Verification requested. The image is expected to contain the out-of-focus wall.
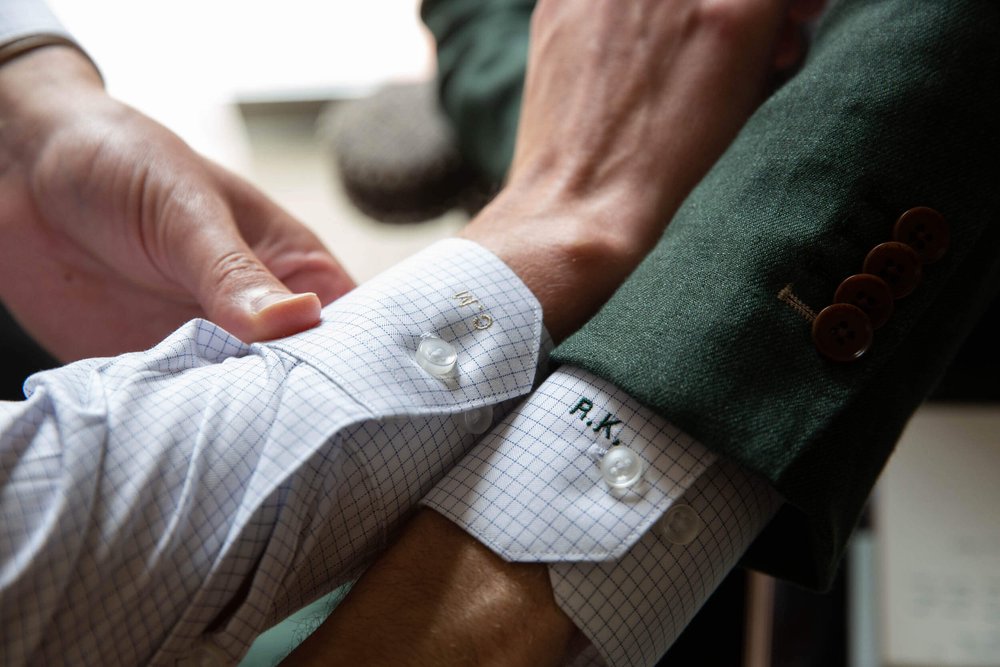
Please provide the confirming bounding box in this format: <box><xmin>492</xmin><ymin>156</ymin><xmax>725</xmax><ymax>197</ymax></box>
<box><xmin>46</xmin><ymin>0</ymin><xmax>464</xmax><ymax>283</ymax></box>
<box><xmin>48</xmin><ymin>1</ymin><xmax>434</xmax><ymax>170</ymax></box>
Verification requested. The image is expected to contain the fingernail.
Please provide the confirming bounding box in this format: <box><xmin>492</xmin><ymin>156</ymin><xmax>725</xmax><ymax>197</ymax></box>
<box><xmin>251</xmin><ymin>291</ymin><xmax>318</xmax><ymax>314</ymax></box>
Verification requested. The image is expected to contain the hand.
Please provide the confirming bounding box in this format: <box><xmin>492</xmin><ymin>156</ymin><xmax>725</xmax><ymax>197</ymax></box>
<box><xmin>462</xmin><ymin>0</ymin><xmax>799</xmax><ymax>340</ymax></box>
<box><xmin>0</xmin><ymin>47</ymin><xmax>354</xmax><ymax>361</ymax></box>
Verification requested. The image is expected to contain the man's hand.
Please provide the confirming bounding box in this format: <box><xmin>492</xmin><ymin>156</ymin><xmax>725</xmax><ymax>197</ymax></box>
<box><xmin>463</xmin><ymin>0</ymin><xmax>804</xmax><ymax>341</ymax></box>
<box><xmin>0</xmin><ymin>46</ymin><xmax>354</xmax><ymax>360</ymax></box>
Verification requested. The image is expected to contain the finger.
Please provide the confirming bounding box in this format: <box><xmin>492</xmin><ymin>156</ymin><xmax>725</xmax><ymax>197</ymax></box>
<box><xmin>160</xmin><ymin>187</ymin><xmax>324</xmax><ymax>343</ymax></box>
<box><xmin>218</xmin><ymin>168</ymin><xmax>356</xmax><ymax>305</ymax></box>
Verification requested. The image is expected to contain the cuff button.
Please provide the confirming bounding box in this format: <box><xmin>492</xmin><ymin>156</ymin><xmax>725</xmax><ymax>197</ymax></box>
<box><xmin>893</xmin><ymin>207</ymin><xmax>949</xmax><ymax>264</ymax></box>
<box><xmin>812</xmin><ymin>303</ymin><xmax>874</xmax><ymax>362</ymax></box>
<box><xmin>461</xmin><ymin>405</ymin><xmax>494</xmax><ymax>434</ymax></box>
<box><xmin>600</xmin><ymin>446</ymin><xmax>644</xmax><ymax>490</ymax></box>
<box><xmin>659</xmin><ymin>504</ymin><xmax>703</xmax><ymax>545</ymax></box>
<box><xmin>833</xmin><ymin>273</ymin><xmax>894</xmax><ymax>329</ymax></box>
<box><xmin>416</xmin><ymin>334</ymin><xmax>457</xmax><ymax>378</ymax></box>
<box><xmin>863</xmin><ymin>241</ymin><xmax>922</xmax><ymax>299</ymax></box>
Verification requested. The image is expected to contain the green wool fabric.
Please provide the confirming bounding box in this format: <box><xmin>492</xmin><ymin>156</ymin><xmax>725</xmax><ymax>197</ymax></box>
<box><xmin>426</xmin><ymin>0</ymin><xmax>1000</xmax><ymax>589</ymax></box>
<box><xmin>421</xmin><ymin>0</ymin><xmax>532</xmax><ymax>185</ymax></box>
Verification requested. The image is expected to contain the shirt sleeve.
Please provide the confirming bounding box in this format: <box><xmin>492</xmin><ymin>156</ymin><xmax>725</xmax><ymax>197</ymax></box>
<box><xmin>421</xmin><ymin>366</ymin><xmax>781</xmax><ymax>667</ymax></box>
<box><xmin>0</xmin><ymin>239</ymin><xmax>547</xmax><ymax>667</ymax></box>
<box><xmin>0</xmin><ymin>0</ymin><xmax>71</xmax><ymax>45</ymax></box>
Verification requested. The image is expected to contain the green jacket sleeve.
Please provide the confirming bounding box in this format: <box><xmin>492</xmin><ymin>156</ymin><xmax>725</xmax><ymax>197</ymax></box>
<box><xmin>555</xmin><ymin>0</ymin><xmax>1000</xmax><ymax>589</ymax></box>
<box><xmin>421</xmin><ymin>0</ymin><xmax>533</xmax><ymax>185</ymax></box>
<box><xmin>423</xmin><ymin>0</ymin><xmax>1000</xmax><ymax>589</ymax></box>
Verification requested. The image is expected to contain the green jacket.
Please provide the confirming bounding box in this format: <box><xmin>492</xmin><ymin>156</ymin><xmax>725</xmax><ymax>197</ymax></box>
<box><xmin>423</xmin><ymin>0</ymin><xmax>1000</xmax><ymax>590</ymax></box>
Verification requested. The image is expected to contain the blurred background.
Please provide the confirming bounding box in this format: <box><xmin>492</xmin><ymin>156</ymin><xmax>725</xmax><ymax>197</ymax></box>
<box><xmin>48</xmin><ymin>0</ymin><xmax>466</xmax><ymax>283</ymax></box>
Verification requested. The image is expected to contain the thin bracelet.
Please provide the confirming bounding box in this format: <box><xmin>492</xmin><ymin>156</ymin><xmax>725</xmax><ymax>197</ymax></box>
<box><xmin>0</xmin><ymin>33</ymin><xmax>102</xmax><ymax>82</ymax></box>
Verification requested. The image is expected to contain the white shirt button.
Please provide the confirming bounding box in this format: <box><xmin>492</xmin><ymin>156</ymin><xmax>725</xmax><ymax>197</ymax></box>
<box><xmin>599</xmin><ymin>446</ymin><xmax>644</xmax><ymax>490</ymax></box>
<box><xmin>461</xmin><ymin>405</ymin><xmax>493</xmax><ymax>434</ymax></box>
<box><xmin>659</xmin><ymin>504</ymin><xmax>703</xmax><ymax>545</ymax></box>
<box><xmin>415</xmin><ymin>334</ymin><xmax>457</xmax><ymax>377</ymax></box>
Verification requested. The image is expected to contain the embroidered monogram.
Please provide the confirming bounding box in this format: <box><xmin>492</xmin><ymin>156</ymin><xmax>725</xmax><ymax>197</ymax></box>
<box><xmin>569</xmin><ymin>397</ymin><xmax>623</xmax><ymax>445</ymax></box>
<box><xmin>454</xmin><ymin>290</ymin><xmax>495</xmax><ymax>331</ymax></box>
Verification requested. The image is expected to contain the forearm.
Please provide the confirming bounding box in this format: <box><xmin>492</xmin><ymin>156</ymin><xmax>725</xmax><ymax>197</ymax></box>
<box><xmin>0</xmin><ymin>0</ymin><xmax>102</xmax><ymax>138</ymax></box>
<box><xmin>457</xmin><ymin>175</ymin><xmax>661</xmax><ymax>343</ymax></box>
<box><xmin>0</xmin><ymin>45</ymin><xmax>103</xmax><ymax>164</ymax></box>
<box><xmin>286</xmin><ymin>510</ymin><xmax>577</xmax><ymax>667</ymax></box>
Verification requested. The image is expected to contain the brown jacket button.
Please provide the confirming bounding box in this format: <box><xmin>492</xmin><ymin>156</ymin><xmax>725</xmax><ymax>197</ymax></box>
<box><xmin>863</xmin><ymin>242</ymin><xmax>922</xmax><ymax>298</ymax></box>
<box><xmin>834</xmin><ymin>273</ymin><xmax>894</xmax><ymax>329</ymax></box>
<box><xmin>893</xmin><ymin>207</ymin><xmax>949</xmax><ymax>264</ymax></box>
<box><xmin>813</xmin><ymin>303</ymin><xmax>874</xmax><ymax>362</ymax></box>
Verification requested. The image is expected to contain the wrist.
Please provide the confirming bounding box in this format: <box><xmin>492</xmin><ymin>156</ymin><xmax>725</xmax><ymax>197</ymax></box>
<box><xmin>0</xmin><ymin>35</ymin><xmax>100</xmax><ymax>79</ymax></box>
<box><xmin>287</xmin><ymin>510</ymin><xmax>577</xmax><ymax>667</ymax></box>
<box><xmin>0</xmin><ymin>45</ymin><xmax>105</xmax><ymax>159</ymax></box>
<box><xmin>462</xmin><ymin>176</ymin><xmax>659</xmax><ymax>341</ymax></box>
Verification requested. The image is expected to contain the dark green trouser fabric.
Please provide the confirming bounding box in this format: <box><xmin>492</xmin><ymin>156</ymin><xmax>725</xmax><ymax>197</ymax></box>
<box><xmin>422</xmin><ymin>0</ymin><xmax>531</xmax><ymax>185</ymax></box>
<box><xmin>425</xmin><ymin>0</ymin><xmax>1000</xmax><ymax>589</ymax></box>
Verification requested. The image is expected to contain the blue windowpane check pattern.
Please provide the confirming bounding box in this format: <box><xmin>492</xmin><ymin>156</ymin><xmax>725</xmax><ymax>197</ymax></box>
<box><xmin>0</xmin><ymin>240</ymin><xmax>544</xmax><ymax>666</ymax></box>
<box><xmin>424</xmin><ymin>367</ymin><xmax>781</xmax><ymax>667</ymax></box>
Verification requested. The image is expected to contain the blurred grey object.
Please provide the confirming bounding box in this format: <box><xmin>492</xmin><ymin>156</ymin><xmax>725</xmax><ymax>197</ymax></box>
<box><xmin>319</xmin><ymin>82</ymin><xmax>490</xmax><ymax>223</ymax></box>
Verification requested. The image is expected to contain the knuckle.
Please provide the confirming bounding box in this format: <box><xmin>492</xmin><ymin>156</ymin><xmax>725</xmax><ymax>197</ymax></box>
<box><xmin>696</xmin><ymin>0</ymin><xmax>759</xmax><ymax>39</ymax></box>
<box><xmin>209</xmin><ymin>250</ymin><xmax>268</xmax><ymax>286</ymax></box>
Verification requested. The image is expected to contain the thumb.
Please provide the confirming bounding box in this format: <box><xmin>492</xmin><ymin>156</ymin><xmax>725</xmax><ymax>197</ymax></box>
<box><xmin>165</xmin><ymin>196</ymin><xmax>323</xmax><ymax>343</ymax></box>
